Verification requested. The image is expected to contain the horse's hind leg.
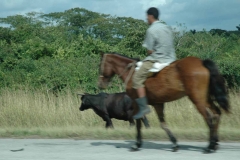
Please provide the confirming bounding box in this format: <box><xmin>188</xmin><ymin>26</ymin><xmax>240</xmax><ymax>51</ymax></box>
<box><xmin>179</xmin><ymin>64</ymin><xmax>219</xmax><ymax>153</ymax></box>
<box><xmin>188</xmin><ymin>97</ymin><xmax>219</xmax><ymax>153</ymax></box>
<box><xmin>195</xmin><ymin>103</ymin><xmax>219</xmax><ymax>153</ymax></box>
<box><xmin>153</xmin><ymin>104</ymin><xmax>179</xmax><ymax>152</ymax></box>
<box><xmin>205</xmin><ymin>102</ymin><xmax>222</xmax><ymax>153</ymax></box>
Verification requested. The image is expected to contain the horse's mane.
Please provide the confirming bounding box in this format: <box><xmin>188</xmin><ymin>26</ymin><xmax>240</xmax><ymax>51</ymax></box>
<box><xmin>111</xmin><ymin>52</ymin><xmax>140</xmax><ymax>61</ymax></box>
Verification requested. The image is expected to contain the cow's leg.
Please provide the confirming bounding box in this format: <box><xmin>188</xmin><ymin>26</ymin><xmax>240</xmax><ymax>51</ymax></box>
<box><xmin>126</xmin><ymin>109</ymin><xmax>135</xmax><ymax>127</ymax></box>
<box><xmin>153</xmin><ymin>103</ymin><xmax>178</xmax><ymax>152</ymax></box>
<box><xmin>141</xmin><ymin>116</ymin><xmax>150</xmax><ymax>128</ymax></box>
<box><xmin>129</xmin><ymin>119</ymin><xmax>135</xmax><ymax>127</ymax></box>
<box><xmin>103</xmin><ymin>115</ymin><xmax>114</xmax><ymax>128</ymax></box>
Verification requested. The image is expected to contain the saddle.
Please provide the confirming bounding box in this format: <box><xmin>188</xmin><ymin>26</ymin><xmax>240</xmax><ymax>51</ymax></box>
<box><xmin>135</xmin><ymin>61</ymin><xmax>171</xmax><ymax>77</ymax></box>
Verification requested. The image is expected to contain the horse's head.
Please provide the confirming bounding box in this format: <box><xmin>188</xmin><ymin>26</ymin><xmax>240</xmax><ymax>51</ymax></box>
<box><xmin>98</xmin><ymin>53</ymin><xmax>115</xmax><ymax>89</ymax></box>
<box><xmin>98</xmin><ymin>52</ymin><xmax>139</xmax><ymax>89</ymax></box>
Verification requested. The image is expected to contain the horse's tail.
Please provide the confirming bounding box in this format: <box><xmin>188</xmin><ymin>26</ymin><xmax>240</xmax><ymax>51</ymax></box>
<box><xmin>202</xmin><ymin>59</ymin><xmax>230</xmax><ymax>113</ymax></box>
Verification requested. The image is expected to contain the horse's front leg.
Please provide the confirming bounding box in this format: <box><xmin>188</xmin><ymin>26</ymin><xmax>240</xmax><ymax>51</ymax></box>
<box><xmin>131</xmin><ymin>119</ymin><xmax>142</xmax><ymax>151</ymax></box>
<box><xmin>141</xmin><ymin>116</ymin><xmax>150</xmax><ymax>128</ymax></box>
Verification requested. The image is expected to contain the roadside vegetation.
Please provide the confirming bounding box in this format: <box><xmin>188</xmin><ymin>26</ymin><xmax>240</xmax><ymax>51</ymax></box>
<box><xmin>0</xmin><ymin>89</ymin><xmax>239</xmax><ymax>140</ymax></box>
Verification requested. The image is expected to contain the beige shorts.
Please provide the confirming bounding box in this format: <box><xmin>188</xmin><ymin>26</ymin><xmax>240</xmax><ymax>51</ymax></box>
<box><xmin>132</xmin><ymin>61</ymin><xmax>154</xmax><ymax>89</ymax></box>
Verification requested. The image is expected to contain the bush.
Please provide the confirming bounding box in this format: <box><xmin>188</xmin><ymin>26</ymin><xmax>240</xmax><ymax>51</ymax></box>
<box><xmin>0</xmin><ymin>8</ymin><xmax>239</xmax><ymax>91</ymax></box>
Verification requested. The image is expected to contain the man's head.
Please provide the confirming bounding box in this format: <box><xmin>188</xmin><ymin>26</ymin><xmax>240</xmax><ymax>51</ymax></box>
<box><xmin>147</xmin><ymin>7</ymin><xmax>160</xmax><ymax>25</ymax></box>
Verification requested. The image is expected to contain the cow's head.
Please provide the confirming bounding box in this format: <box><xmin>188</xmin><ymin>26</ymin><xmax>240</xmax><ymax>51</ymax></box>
<box><xmin>78</xmin><ymin>93</ymin><xmax>107</xmax><ymax>112</ymax></box>
<box><xmin>79</xmin><ymin>94</ymin><xmax>93</xmax><ymax>111</ymax></box>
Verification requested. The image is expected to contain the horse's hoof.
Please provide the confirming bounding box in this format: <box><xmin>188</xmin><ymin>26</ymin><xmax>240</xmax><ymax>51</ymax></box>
<box><xmin>214</xmin><ymin>143</ymin><xmax>219</xmax><ymax>151</ymax></box>
<box><xmin>204</xmin><ymin>142</ymin><xmax>219</xmax><ymax>153</ymax></box>
<box><xmin>203</xmin><ymin>148</ymin><xmax>215</xmax><ymax>154</ymax></box>
<box><xmin>172</xmin><ymin>145</ymin><xmax>179</xmax><ymax>152</ymax></box>
<box><xmin>130</xmin><ymin>144</ymin><xmax>139</xmax><ymax>151</ymax></box>
<box><xmin>203</xmin><ymin>148</ymin><xmax>211</xmax><ymax>154</ymax></box>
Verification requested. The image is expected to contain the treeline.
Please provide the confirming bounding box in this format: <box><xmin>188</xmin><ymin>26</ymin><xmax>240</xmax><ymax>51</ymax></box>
<box><xmin>0</xmin><ymin>8</ymin><xmax>239</xmax><ymax>93</ymax></box>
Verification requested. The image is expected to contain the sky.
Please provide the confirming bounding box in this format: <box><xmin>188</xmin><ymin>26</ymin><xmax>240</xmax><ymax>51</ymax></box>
<box><xmin>0</xmin><ymin>0</ymin><xmax>239</xmax><ymax>31</ymax></box>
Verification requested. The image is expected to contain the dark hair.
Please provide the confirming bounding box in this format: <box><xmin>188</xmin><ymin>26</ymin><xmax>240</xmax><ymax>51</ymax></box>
<box><xmin>147</xmin><ymin>7</ymin><xmax>159</xmax><ymax>19</ymax></box>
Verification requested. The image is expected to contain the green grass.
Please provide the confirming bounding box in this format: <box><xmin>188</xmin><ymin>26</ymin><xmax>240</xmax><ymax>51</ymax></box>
<box><xmin>0</xmin><ymin>88</ymin><xmax>239</xmax><ymax>141</ymax></box>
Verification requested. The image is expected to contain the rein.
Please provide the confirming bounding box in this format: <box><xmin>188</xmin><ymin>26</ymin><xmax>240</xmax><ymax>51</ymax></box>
<box><xmin>121</xmin><ymin>62</ymin><xmax>136</xmax><ymax>89</ymax></box>
<box><xmin>118</xmin><ymin>62</ymin><xmax>135</xmax><ymax>77</ymax></box>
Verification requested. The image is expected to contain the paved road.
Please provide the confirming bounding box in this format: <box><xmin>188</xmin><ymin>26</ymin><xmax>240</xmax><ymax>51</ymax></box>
<box><xmin>0</xmin><ymin>139</ymin><xmax>240</xmax><ymax>160</ymax></box>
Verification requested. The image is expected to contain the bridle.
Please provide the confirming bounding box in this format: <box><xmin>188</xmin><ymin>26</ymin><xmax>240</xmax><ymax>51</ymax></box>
<box><xmin>99</xmin><ymin>54</ymin><xmax>136</xmax><ymax>89</ymax></box>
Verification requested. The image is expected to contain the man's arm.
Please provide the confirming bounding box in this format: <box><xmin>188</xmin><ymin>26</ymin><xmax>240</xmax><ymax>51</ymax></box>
<box><xmin>142</xmin><ymin>29</ymin><xmax>155</xmax><ymax>55</ymax></box>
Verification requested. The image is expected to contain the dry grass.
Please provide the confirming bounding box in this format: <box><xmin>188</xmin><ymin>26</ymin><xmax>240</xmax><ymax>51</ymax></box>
<box><xmin>0</xmin><ymin>88</ymin><xmax>239</xmax><ymax>141</ymax></box>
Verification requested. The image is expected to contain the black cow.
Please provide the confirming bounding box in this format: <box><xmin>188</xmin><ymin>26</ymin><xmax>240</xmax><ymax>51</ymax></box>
<box><xmin>79</xmin><ymin>92</ymin><xmax>150</xmax><ymax>128</ymax></box>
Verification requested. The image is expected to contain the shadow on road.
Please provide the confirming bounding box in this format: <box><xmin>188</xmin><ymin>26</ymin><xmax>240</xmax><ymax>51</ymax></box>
<box><xmin>91</xmin><ymin>141</ymin><xmax>204</xmax><ymax>152</ymax></box>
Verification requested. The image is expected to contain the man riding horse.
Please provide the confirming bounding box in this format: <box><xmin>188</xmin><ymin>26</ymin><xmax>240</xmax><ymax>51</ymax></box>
<box><xmin>133</xmin><ymin>7</ymin><xmax>176</xmax><ymax>119</ymax></box>
<box><xmin>98</xmin><ymin>7</ymin><xmax>229</xmax><ymax>153</ymax></box>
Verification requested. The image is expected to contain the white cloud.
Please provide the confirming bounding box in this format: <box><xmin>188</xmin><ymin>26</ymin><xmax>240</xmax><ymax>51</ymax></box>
<box><xmin>140</xmin><ymin>0</ymin><xmax>168</xmax><ymax>10</ymax></box>
<box><xmin>1</xmin><ymin>0</ymin><xmax>26</xmax><ymax>9</ymax></box>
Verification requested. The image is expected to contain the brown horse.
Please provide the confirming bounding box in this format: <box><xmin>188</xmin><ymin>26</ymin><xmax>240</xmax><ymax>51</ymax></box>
<box><xmin>98</xmin><ymin>53</ymin><xmax>229</xmax><ymax>153</ymax></box>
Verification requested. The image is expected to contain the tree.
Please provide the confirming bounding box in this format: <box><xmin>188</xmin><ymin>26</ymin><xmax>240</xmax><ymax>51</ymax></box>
<box><xmin>190</xmin><ymin>29</ymin><xmax>196</xmax><ymax>34</ymax></box>
<box><xmin>236</xmin><ymin>24</ymin><xmax>240</xmax><ymax>31</ymax></box>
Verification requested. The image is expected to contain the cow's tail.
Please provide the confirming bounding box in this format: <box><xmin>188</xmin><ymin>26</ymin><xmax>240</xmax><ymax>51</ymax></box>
<box><xmin>202</xmin><ymin>59</ymin><xmax>230</xmax><ymax>113</ymax></box>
